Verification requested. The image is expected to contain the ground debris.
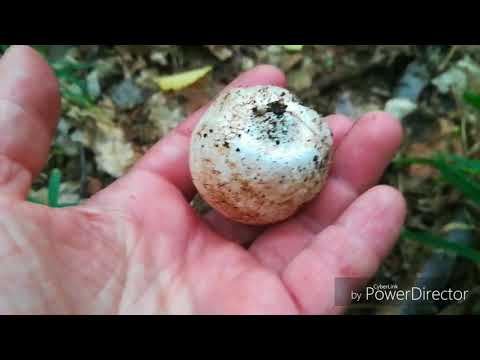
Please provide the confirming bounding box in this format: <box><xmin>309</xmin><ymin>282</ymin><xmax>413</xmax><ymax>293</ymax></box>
<box><xmin>67</xmin><ymin>103</ymin><xmax>139</xmax><ymax>178</ymax></box>
<box><xmin>146</xmin><ymin>93</ymin><xmax>185</xmax><ymax>140</ymax></box>
<box><xmin>110</xmin><ymin>78</ymin><xmax>146</xmax><ymax>110</ymax></box>
<box><xmin>432</xmin><ymin>55</ymin><xmax>480</xmax><ymax>96</ymax></box>
<box><xmin>205</xmin><ymin>45</ymin><xmax>233</xmax><ymax>61</ymax></box>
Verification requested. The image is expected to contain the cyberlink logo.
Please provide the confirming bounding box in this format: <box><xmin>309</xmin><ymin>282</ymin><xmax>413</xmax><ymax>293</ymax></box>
<box><xmin>351</xmin><ymin>284</ymin><xmax>469</xmax><ymax>303</ymax></box>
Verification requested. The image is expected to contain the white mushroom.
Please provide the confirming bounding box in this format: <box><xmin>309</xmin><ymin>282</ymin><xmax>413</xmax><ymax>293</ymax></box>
<box><xmin>189</xmin><ymin>85</ymin><xmax>333</xmax><ymax>225</ymax></box>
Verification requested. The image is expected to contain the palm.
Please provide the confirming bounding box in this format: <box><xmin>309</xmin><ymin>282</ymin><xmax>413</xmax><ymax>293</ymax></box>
<box><xmin>8</xmin><ymin>200</ymin><xmax>298</xmax><ymax>314</ymax></box>
<box><xmin>0</xmin><ymin>46</ymin><xmax>406</xmax><ymax>315</ymax></box>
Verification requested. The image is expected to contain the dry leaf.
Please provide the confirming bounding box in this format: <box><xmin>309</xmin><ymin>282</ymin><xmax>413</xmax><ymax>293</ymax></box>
<box><xmin>155</xmin><ymin>66</ymin><xmax>213</xmax><ymax>92</ymax></box>
<box><xmin>282</xmin><ymin>45</ymin><xmax>304</xmax><ymax>52</ymax></box>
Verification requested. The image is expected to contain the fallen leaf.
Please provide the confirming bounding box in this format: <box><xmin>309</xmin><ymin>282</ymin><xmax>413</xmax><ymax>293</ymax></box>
<box><xmin>385</xmin><ymin>98</ymin><xmax>418</xmax><ymax>121</ymax></box>
<box><xmin>146</xmin><ymin>93</ymin><xmax>185</xmax><ymax>139</ymax></box>
<box><xmin>205</xmin><ymin>45</ymin><xmax>233</xmax><ymax>61</ymax></box>
<box><xmin>69</xmin><ymin>105</ymin><xmax>139</xmax><ymax>178</ymax></box>
<box><xmin>283</xmin><ymin>45</ymin><xmax>304</xmax><ymax>52</ymax></box>
<box><xmin>155</xmin><ymin>66</ymin><xmax>213</xmax><ymax>92</ymax></box>
<box><xmin>441</xmin><ymin>222</ymin><xmax>475</xmax><ymax>233</ymax></box>
<box><xmin>432</xmin><ymin>55</ymin><xmax>480</xmax><ymax>96</ymax></box>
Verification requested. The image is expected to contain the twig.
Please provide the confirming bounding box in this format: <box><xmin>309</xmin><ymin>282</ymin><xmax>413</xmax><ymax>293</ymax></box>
<box><xmin>438</xmin><ymin>45</ymin><xmax>459</xmax><ymax>72</ymax></box>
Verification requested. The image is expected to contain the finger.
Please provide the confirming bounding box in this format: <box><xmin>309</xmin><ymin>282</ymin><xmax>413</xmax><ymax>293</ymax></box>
<box><xmin>132</xmin><ymin>65</ymin><xmax>287</xmax><ymax>200</ymax></box>
<box><xmin>0</xmin><ymin>46</ymin><xmax>61</xmax><ymax>199</ymax></box>
<box><xmin>204</xmin><ymin>114</ymin><xmax>353</xmax><ymax>245</ymax></box>
<box><xmin>282</xmin><ymin>185</ymin><xmax>407</xmax><ymax>314</ymax></box>
<box><xmin>250</xmin><ymin>112</ymin><xmax>403</xmax><ymax>273</ymax></box>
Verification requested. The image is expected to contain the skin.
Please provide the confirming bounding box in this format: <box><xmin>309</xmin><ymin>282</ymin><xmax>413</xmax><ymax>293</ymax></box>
<box><xmin>0</xmin><ymin>46</ymin><xmax>406</xmax><ymax>315</ymax></box>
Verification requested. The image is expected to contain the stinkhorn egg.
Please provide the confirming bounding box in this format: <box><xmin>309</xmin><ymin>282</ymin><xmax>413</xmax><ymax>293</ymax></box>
<box><xmin>190</xmin><ymin>85</ymin><xmax>333</xmax><ymax>225</ymax></box>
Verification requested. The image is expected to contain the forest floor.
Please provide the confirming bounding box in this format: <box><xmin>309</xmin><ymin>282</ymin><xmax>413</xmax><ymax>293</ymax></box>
<box><xmin>3</xmin><ymin>45</ymin><xmax>480</xmax><ymax>315</ymax></box>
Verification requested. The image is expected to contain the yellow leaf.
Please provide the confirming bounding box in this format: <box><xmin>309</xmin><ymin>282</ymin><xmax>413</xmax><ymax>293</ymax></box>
<box><xmin>283</xmin><ymin>45</ymin><xmax>304</xmax><ymax>52</ymax></box>
<box><xmin>441</xmin><ymin>222</ymin><xmax>475</xmax><ymax>233</ymax></box>
<box><xmin>155</xmin><ymin>66</ymin><xmax>213</xmax><ymax>91</ymax></box>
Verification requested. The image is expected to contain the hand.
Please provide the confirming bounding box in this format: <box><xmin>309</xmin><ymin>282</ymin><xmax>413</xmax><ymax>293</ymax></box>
<box><xmin>0</xmin><ymin>46</ymin><xmax>406</xmax><ymax>315</ymax></box>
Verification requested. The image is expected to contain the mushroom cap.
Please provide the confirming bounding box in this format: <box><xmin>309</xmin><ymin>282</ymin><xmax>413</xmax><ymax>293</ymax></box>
<box><xmin>190</xmin><ymin>85</ymin><xmax>333</xmax><ymax>225</ymax></box>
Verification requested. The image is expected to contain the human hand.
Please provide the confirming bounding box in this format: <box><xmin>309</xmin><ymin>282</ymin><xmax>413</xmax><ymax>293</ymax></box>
<box><xmin>0</xmin><ymin>46</ymin><xmax>406</xmax><ymax>314</ymax></box>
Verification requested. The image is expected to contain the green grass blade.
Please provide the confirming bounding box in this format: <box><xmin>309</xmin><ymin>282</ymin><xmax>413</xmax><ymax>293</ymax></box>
<box><xmin>402</xmin><ymin>230</ymin><xmax>480</xmax><ymax>264</ymax></box>
<box><xmin>48</xmin><ymin>169</ymin><xmax>62</xmax><ymax>208</ymax></box>
<box><xmin>434</xmin><ymin>156</ymin><xmax>480</xmax><ymax>206</ymax></box>
<box><xmin>464</xmin><ymin>91</ymin><xmax>480</xmax><ymax>111</ymax></box>
<box><xmin>392</xmin><ymin>157</ymin><xmax>437</xmax><ymax>167</ymax></box>
<box><xmin>60</xmin><ymin>83</ymin><xmax>93</xmax><ymax>108</ymax></box>
<box><xmin>444</xmin><ymin>155</ymin><xmax>480</xmax><ymax>175</ymax></box>
<box><xmin>52</xmin><ymin>58</ymin><xmax>93</xmax><ymax>72</ymax></box>
<box><xmin>394</xmin><ymin>155</ymin><xmax>480</xmax><ymax>173</ymax></box>
<box><xmin>394</xmin><ymin>155</ymin><xmax>480</xmax><ymax>204</ymax></box>
<box><xmin>52</xmin><ymin>58</ymin><xmax>95</xmax><ymax>108</ymax></box>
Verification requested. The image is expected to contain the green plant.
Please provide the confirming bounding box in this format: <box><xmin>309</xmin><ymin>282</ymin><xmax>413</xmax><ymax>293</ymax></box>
<box><xmin>1</xmin><ymin>45</ymin><xmax>95</xmax><ymax>108</ymax></box>
<box><xmin>395</xmin><ymin>153</ymin><xmax>480</xmax><ymax>263</ymax></box>
<box><xmin>401</xmin><ymin>230</ymin><xmax>480</xmax><ymax>264</ymax></box>
<box><xmin>52</xmin><ymin>58</ymin><xmax>95</xmax><ymax>108</ymax></box>
<box><xmin>28</xmin><ymin>169</ymin><xmax>79</xmax><ymax>208</ymax></box>
<box><xmin>464</xmin><ymin>91</ymin><xmax>480</xmax><ymax>111</ymax></box>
